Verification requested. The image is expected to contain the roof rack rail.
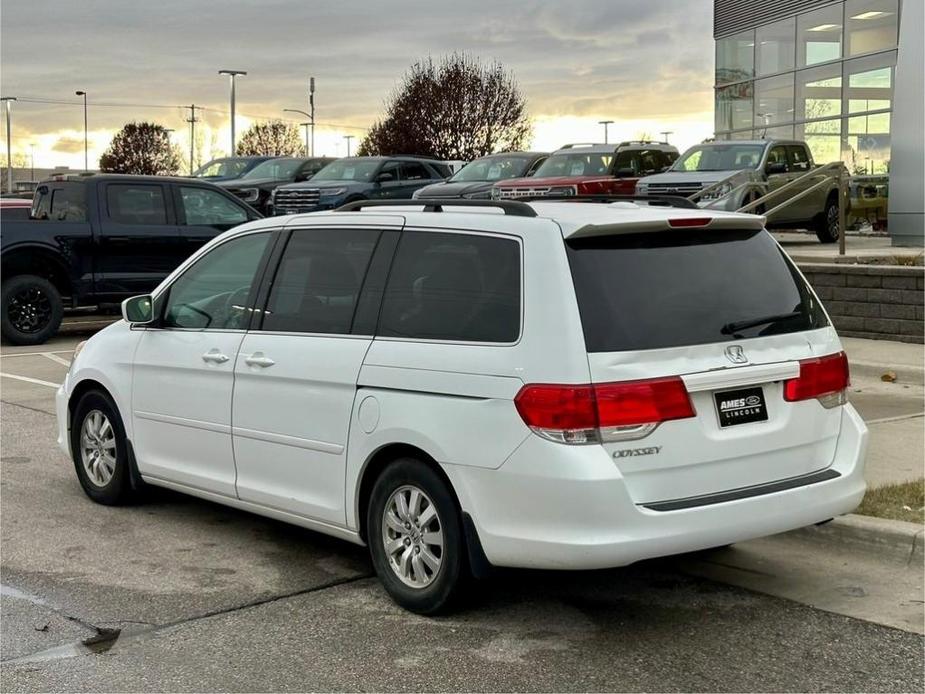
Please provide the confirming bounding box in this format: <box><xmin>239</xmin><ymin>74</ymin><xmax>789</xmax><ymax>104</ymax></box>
<box><xmin>335</xmin><ymin>199</ymin><xmax>538</xmax><ymax>217</ymax></box>
<box><xmin>511</xmin><ymin>194</ymin><xmax>699</xmax><ymax>210</ymax></box>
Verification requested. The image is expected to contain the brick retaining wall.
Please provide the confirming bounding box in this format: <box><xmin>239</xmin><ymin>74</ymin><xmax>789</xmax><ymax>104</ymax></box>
<box><xmin>798</xmin><ymin>263</ymin><xmax>924</xmax><ymax>343</ymax></box>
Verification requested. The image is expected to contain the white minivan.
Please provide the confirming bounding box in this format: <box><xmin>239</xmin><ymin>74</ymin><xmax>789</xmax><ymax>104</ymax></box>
<box><xmin>57</xmin><ymin>198</ymin><xmax>868</xmax><ymax>613</ymax></box>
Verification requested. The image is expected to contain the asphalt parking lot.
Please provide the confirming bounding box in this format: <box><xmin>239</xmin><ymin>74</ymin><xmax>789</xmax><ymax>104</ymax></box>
<box><xmin>1</xmin><ymin>327</ymin><xmax>923</xmax><ymax>691</ymax></box>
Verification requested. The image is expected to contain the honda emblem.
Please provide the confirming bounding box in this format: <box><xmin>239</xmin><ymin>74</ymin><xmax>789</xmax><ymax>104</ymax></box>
<box><xmin>725</xmin><ymin>345</ymin><xmax>748</xmax><ymax>364</ymax></box>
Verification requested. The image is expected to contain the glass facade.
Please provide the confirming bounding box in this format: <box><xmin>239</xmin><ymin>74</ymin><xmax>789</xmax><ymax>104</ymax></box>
<box><xmin>714</xmin><ymin>0</ymin><xmax>899</xmax><ymax>174</ymax></box>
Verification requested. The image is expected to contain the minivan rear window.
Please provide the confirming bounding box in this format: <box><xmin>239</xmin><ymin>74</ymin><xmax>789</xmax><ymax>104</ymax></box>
<box><xmin>565</xmin><ymin>229</ymin><xmax>828</xmax><ymax>352</ymax></box>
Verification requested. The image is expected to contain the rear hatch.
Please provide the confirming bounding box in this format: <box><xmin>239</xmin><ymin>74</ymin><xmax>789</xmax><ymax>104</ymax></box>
<box><xmin>565</xmin><ymin>227</ymin><xmax>846</xmax><ymax>506</ymax></box>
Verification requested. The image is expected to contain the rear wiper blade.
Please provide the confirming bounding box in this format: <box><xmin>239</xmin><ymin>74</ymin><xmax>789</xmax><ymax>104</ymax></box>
<box><xmin>721</xmin><ymin>311</ymin><xmax>801</xmax><ymax>335</ymax></box>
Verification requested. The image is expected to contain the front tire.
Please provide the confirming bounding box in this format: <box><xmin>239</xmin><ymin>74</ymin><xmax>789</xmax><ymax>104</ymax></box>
<box><xmin>70</xmin><ymin>390</ymin><xmax>141</xmax><ymax>505</ymax></box>
<box><xmin>815</xmin><ymin>194</ymin><xmax>840</xmax><ymax>243</ymax></box>
<box><xmin>367</xmin><ymin>458</ymin><xmax>467</xmax><ymax>614</ymax></box>
<box><xmin>1</xmin><ymin>274</ymin><xmax>64</xmax><ymax>345</ymax></box>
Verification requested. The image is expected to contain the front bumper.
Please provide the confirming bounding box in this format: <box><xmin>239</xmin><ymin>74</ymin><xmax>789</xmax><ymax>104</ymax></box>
<box><xmin>55</xmin><ymin>374</ymin><xmax>70</xmax><ymax>458</ymax></box>
<box><xmin>444</xmin><ymin>404</ymin><xmax>868</xmax><ymax>570</ymax></box>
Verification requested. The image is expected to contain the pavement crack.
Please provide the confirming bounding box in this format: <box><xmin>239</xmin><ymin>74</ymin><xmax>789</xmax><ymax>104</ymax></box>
<box><xmin>0</xmin><ymin>400</ymin><xmax>56</xmax><ymax>417</ymax></box>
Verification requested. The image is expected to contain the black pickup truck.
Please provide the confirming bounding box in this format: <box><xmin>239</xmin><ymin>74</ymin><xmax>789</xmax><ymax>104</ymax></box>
<box><xmin>0</xmin><ymin>174</ymin><xmax>261</xmax><ymax>345</ymax></box>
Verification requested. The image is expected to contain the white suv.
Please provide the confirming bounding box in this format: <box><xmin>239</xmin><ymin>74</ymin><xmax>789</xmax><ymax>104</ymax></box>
<box><xmin>56</xmin><ymin>198</ymin><xmax>868</xmax><ymax>613</ymax></box>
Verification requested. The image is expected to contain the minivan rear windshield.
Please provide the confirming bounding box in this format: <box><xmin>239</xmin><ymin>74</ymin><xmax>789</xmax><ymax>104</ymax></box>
<box><xmin>565</xmin><ymin>229</ymin><xmax>827</xmax><ymax>352</ymax></box>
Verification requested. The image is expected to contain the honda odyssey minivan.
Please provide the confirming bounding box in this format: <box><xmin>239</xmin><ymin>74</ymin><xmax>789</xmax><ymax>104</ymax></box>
<box><xmin>57</xmin><ymin>198</ymin><xmax>867</xmax><ymax>613</ymax></box>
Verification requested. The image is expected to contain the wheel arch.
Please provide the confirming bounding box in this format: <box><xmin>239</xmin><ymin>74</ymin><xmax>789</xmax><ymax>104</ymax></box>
<box><xmin>1</xmin><ymin>245</ymin><xmax>73</xmax><ymax>300</ymax></box>
<box><xmin>68</xmin><ymin>378</ymin><xmax>117</xmax><ymax>429</ymax></box>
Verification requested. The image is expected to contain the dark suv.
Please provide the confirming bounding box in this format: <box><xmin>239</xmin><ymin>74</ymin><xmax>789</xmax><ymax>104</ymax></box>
<box><xmin>271</xmin><ymin>156</ymin><xmax>450</xmax><ymax>215</ymax></box>
<box><xmin>217</xmin><ymin>157</ymin><xmax>335</xmax><ymax>214</ymax></box>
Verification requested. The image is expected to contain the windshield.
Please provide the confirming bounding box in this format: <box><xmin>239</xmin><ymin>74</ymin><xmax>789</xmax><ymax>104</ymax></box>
<box><xmin>241</xmin><ymin>159</ymin><xmax>302</xmax><ymax>180</ymax></box>
<box><xmin>672</xmin><ymin>144</ymin><xmax>766</xmax><ymax>172</ymax></box>
<box><xmin>194</xmin><ymin>158</ymin><xmax>254</xmax><ymax>178</ymax></box>
<box><xmin>533</xmin><ymin>152</ymin><xmax>612</xmax><ymax>178</ymax></box>
<box><xmin>311</xmin><ymin>158</ymin><xmax>382</xmax><ymax>182</ymax></box>
<box><xmin>566</xmin><ymin>228</ymin><xmax>827</xmax><ymax>352</ymax></box>
<box><xmin>450</xmin><ymin>156</ymin><xmax>533</xmax><ymax>182</ymax></box>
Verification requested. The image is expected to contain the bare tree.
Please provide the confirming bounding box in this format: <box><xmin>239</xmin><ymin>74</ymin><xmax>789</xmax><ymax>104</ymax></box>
<box><xmin>358</xmin><ymin>54</ymin><xmax>532</xmax><ymax>159</ymax></box>
<box><xmin>99</xmin><ymin>122</ymin><xmax>182</xmax><ymax>175</ymax></box>
<box><xmin>236</xmin><ymin>121</ymin><xmax>302</xmax><ymax>156</ymax></box>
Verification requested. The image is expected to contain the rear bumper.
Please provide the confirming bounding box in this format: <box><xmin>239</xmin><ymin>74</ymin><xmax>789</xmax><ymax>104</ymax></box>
<box><xmin>445</xmin><ymin>404</ymin><xmax>868</xmax><ymax>570</ymax></box>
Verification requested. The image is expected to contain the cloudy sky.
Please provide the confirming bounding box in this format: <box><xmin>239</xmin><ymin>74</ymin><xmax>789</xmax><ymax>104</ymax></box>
<box><xmin>1</xmin><ymin>0</ymin><xmax>715</xmax><ymax>170</ymax></box>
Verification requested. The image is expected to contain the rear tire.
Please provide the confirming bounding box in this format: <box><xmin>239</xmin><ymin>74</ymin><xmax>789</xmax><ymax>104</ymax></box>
<box><xmin>70</xmin><ymin>390</ymin><xmax>142</xmax><ymax>505</ymax></box>
<box><xmin>814</xmin><ymin>194</ymin><xmax>840</xmax><ymax>244</ymax></box>
<box><xmin>367</xmin><ymin>458</ymin><xmax>467</xmax><ymax>614</ymax></box>
<box><xmin>1</xmin><ymin>274</ymin><xmax>64</xmax><ymax>345</ymax></box>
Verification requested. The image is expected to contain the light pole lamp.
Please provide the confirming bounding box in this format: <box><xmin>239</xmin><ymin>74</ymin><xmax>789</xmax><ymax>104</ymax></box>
<box><xmin>1</xmin><ymin>96</ymin><xmax>16</xmax><ymax>193</ymax></box>
<box><xmin>218</xmin><ymin>70</ymin><xmax>246</xmax><ymax>156</ymax></box>
<box><xmin>75</xmin><ymin>91</ymin><xmax>88</xmax><ymax>171</ymax></box>
<box><xmin>344</xmin><ymin>135</ymin><xmax>354</xmax><ymax>157</ymax></box>
<box><xmin>659</xmin><ymin>130</ymin><xmax>673</xmax><ymax>144</ymax></box>
<box><xmin>598</xmin><ymin>119</ymin><xmax>614</xmax><ymax>144</ymax></box>
<box><xmin>283</xmin><ymin>109</ymin><xmax>313</xmax><ymax>156</ymax></box>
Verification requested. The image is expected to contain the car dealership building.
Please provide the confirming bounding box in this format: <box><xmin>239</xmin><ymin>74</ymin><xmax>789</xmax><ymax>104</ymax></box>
<box><xmin>713</xmin><ymin>0</ymin><xmax>923</xmax><ymax>245</ymax></box>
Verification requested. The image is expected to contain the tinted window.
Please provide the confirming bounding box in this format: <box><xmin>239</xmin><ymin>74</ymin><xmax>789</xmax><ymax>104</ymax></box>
<box><xmin>262</xmin><ymin>229</ymin><xmax>379</xmax><ymax>334</ymax></box>
<box><xmin>767</xmin><ymin>146</ymin><xmax>789</xmax><ymax>170</ymax></box>
<box><xmin>50</xmin><ymin>186</ymin><xmax>87</xmax><ymax>221</ymax></box>
<box><xmin>534</xmin><ymin>152</ymin><xmax>613</xmax><ymax>178</ymax></box>
<box><xmin>107</xmin><ymin>184</ymin><xmax>168</xmax><ymax>225</ymax></box>
<box><xmin>400</xmin><ymin>161</ymin><xmax>430</xmax><ymax>181</ymax></box>
<box><xmin>180</xmin><ymin>187</ymin><xmax>248</xmax><ymax>226</ymax></box>
<box><xmin>379</xmin><ymin>231</ymin><xmax>520</xmax><ymax>342</ymax></box>
<box><xmin>566</xmin><ymin>229</ymin><xmax>827</xmax><ymax>352</ymax></box>
<box><xmin>163</xmin><ymin>232</ymin><xmax>270</xmax><ymax>330</ymax></box>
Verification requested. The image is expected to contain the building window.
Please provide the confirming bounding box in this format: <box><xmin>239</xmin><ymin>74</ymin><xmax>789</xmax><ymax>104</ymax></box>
<box><xmin>846</xmin><ymin>112</ymin><xmax>891</xmax><ymax>174</ymax></box>
<box><xmin>755</xmin><ymin>74</ymin><xmax>794</xmax><ymax>127</ymax></box>
<box><xmin>715</xmin><ymin>82</ymin><xmax>754</xmax><ymax>132</ymax></box>
<box><xmin>756</xmin><ymin>18</ymin><xmax>795</xmax><ymax>76</ymax></box>
<box><xmin>759</xmin><ymin>124</ymin><xmax>795</xmax><ymax>140</ymax></box>
<box><xmin>796</xmin><ymin>63</ymin><xmax>842</xmax><ymax>121</ymax></box>
<box><xmin>796</xmin><ymin>119</ymin><xmax>842</xmax><ymax>165</ymax></box>
<box><xmin>846</xmin><ymin>0</ymin><xmax>899</xmax><ymax>57</ymax></box>
<box><xmin>716</xmin><ymin>30</ymin><xmax>754</xmax><ymax>85</ymax></box>
<box><xmin>797</xmin><ymin>4</ymin><xmax>844</xmax><ymax>67</ymax></box>
<box><xmin>844</xmin><ymin>51</ymin><xmax>895</xmax><ymax>114</ymax></box>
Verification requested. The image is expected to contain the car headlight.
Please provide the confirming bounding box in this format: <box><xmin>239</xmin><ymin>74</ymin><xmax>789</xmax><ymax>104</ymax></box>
<box><xmin>636</xmin><ymin>183</ymin><xmax>649</xmax><ymax>195</ymax></box>
<box><xmin>70</xmin><ymin>340</ymin><xmax>88</xmax><ymax>372</ymax></box>
<box><xmin>318</xmin><ymin>188</ymin><xmax>348</xmax><ymax>197</ymax></box>
<box><xmin>546</xmin><ymin>185</ymin><xmax>576</xmax><ymax>197</ymax></box>
<box><xmin>701</xmin><ymin>181</ymin><xmax>734</xmax><ymax>201</ymax></box>
<box><xmin>462</xmin><ymin>191</ymin><xmax>491</xmax><ymax>200</ymax></box>
<box><xmin>239</xmin><ymin>188</ymin><xmax>260</xmax><ymax>203</ymax></box>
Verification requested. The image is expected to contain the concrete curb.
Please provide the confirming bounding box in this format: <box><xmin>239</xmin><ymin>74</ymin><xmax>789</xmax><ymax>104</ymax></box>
<box><xmin>790</xmin><ymin>514</ymin><xmax>924</xmax><ymax>563</ymax></box>
<box><xmin>850</xmin><ymin>359</ymin><xmax>925</xmax><ymax>386</ymax></box>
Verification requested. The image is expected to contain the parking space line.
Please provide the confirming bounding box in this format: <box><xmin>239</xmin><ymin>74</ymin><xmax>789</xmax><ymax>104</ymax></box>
<box><xmin>40</xmin><ymin>353</ymin><xmax>72</xmax><ymax>368</ymax></box>
<box><xmin>0</xmin><ymin>350</ymin><xmax>74</xmax><ymax>359</ymax></box>
<box><xmin>0</xmin><ymin>372</ymin><xmax>61</xmax><ymax>389</ymax></box>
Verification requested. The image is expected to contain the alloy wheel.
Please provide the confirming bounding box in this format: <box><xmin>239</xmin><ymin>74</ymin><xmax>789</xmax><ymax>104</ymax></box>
<box><xmin>80</xmin><ymin>410</ymin><xmax>117</xmax><ymax>487</ymax></box>
<box><xmin>381</xmin><ymin>485</ymin><xmax>444</xmax><ymax>588</ymax></box>
<box><xmin>7</xmin><ymin>287</ymin><xmax>52</xmax><ymax>334</ymax></box>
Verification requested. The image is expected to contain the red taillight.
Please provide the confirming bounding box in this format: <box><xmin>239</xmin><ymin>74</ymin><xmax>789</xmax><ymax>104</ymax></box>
<box><xmin>667</xmin><ymin>217</ymin><xmax>713</xmax><ymax>228</ymax></box>
<box><xmin>514</xmin><ymin>377</ymin><xmax>695</xmax><ymax>444</ymax></box>
<box><xmin>784</xmin><ymin>352</ymin><xmax>849</xmax><ymax>404</ymax></box>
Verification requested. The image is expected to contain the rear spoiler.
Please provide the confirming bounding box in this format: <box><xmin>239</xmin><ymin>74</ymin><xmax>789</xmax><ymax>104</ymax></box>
<box><xmin>567</xmin><ymin>212</ymin><xmax>767</xmax><ymax>239</ymax></box>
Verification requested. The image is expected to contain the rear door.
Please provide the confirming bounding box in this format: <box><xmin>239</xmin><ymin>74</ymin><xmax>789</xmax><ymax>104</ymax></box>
<box><xmin>96</xmin><ymin>181</ymin><xmax>182</xmax><ymax>298</ymax></box>
<box><xmin>764</xmin><ymin>145</ymin><xmax>798</xmax><ymax>222</ymax></box>
<box><xmin>787</xmin><ymin>144</ymin><xmax>820</xmax><ymax>222</ymax></box>
<box><xmin>231</xmin><ymin>219</ymin><xmax>401</xmax><ymax>524</ymax></box>
<box><xmin>565</xmin><ymin>227</ymin><xmax>843</xmax><ymax>506</ymax></box>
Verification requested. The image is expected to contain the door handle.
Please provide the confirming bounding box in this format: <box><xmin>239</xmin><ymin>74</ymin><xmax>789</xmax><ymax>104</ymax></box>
<box><xmin>202</xmin><ymin>349</ymin><xmax>229</xmax><ymax>364</ymax></box>
<box><xmin>244</xmin><ymin>352</ymin><xmax>275</xmax><ymax>368</ymax></box>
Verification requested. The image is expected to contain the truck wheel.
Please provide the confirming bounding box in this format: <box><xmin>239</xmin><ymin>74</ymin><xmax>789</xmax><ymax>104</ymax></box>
<box><xmin>815</xmin><ymin>194</ymin><xmax>840</xmax><ymax>244</ymax></box>
<box><xmin>367</xmin><ymin>458</ymin><xmax>468</xmax><ymax>614</ymax></box>
<box><xmin>1</xmin><ymin>274</ymin><xmax>64</xmax><ymax>345</ymax></box>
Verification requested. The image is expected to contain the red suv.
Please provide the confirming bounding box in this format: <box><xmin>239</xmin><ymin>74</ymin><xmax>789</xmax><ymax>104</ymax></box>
<box><xmin>492</xmin><ymin>142</ymin><xmax>679</xmax><ymax>199</ymax></box>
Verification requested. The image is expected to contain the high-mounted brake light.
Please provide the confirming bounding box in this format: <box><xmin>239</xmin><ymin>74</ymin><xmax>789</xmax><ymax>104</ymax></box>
<box><xmin>667</xmin><ymin>217</ymin><xmax>713</xmax><ymax>228</ymax></box>
<box><xmin>784</xmin><ymin>352</ymin><xmax>849</xmax><ymax>408</ymax></box>
<box><xmin>514</xmin><ymin>377</ymin><xmax>695</xmax><ymax>444</ymax></box>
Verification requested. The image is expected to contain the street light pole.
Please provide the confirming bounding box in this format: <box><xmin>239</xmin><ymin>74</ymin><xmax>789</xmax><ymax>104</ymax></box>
<box><xmin>218</xmin><ymin>70</ymin><xmax>246</xmax><ymax>156</ymax></box>
<box><xmin>299</xmin><ymin>123</ymin><xmax>311</xmax><ymax>156</ymax></box>
<box><xmin>598</xmin><ymin>120</ymin><xmax>614</xmax><ymax>144</ymax></box>
<box><xmin>309</xmin><ymin>77</ymin><xmax>315</xmax><ymax>158</ymax></box>
<box><xmin>75</xmin><ymin>91</ymin><xmax>88</xmax><ymax>171</ymax></box>
<box><xmin>344</xmin><ymin>135</ymin><xmax>354</xmax><ymax>157</ymax></box>
<box><xmin>659</xmin><ymin>130</ymin><xmax>673</xmax><ymax>144</ymax></box>
<box><xmin>1</xmin><ymin>97</ymin><xmax>16</xmax><ymax>194</ymax></box>
<box><xmin>29</xmin><ymin>143</ymin><xmax>35</xmax><ymax>181</ymax></box>
<box><xmin>283</xmin><ymin>108</ymin><xmax>314</xmax><ymax>156</ymax></box>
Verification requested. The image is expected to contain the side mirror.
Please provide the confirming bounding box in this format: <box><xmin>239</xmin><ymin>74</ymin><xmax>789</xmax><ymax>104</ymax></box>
<box><xmin>376</xmin><ymin>172</ymin><xmax>395</xmax><ymax>183</ymax></box>
<box><xmin>766</xmin><ymin>162</ymin><xmax>787</xmax><ymax>175</ymax></box>
<box><xmin>122</xmin><ymin>295</ymin><xmax>155</xmax><ymax>325</ymax></box>
<box><xmin>615</xmin><ymin>167</ymin><xmax>636</xmax><ymax>178</ymax></box>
